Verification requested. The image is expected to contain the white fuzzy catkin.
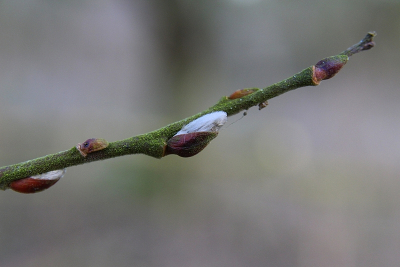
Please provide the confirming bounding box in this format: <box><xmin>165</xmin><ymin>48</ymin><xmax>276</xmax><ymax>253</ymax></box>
<box><xmin>31</xmin><ymin>169</ymin><xmax>66</xmax><ymax>180</ymax></box>
<box><xmin>175</xmin><ymin>111</ymin><xmax>227</xmax><ymax>136</ymax></box>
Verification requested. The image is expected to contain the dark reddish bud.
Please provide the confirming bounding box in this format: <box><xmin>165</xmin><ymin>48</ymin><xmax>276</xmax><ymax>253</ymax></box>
<box><xmin>76</xmin><ymin>138</ymin><xmax>109</xmax><ymax>157</ymax></box>
<box><xmin>10</xmin><ymin>169</ymin><xmax>66</xmax><ymax>194</ymax></box>
<box><xmin>228</xmin><ymin>88</ymin><xmax>258</xmax><ymax>100</ymax></box>
<box><xmin>163</xmin><ymin>132</ymin><xmax>218</xmax><ymax>157</ymax></box>
<box><xmin>312</xmin><ymin>55</ymin><xmax>348</xmax><ymax>85</ymax></box>
<box><xmin>10</xmin><ymin>178</ymin><xmax>58</xmax><ymax>193</ymax></box>
<box><xmin>164</xmin><ymin>112</ymin><xmax>226</xmax><ymax>157</ymax></box>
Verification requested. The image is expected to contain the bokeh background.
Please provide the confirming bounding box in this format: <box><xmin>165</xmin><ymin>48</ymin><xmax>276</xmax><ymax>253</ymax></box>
<box><xmin>0</xmin><ymin>0</ymin><xmax>398</xmax><ymax>266</ymax></box>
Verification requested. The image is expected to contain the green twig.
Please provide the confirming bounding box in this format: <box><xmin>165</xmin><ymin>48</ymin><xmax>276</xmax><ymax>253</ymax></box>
<box><xmin>0</xmin><ymin>32</ymin><xmax>376</xmax><ymax>190</ymax></box>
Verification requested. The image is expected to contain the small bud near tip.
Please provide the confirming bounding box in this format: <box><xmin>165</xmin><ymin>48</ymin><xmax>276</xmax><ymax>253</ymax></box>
<box><xmin>341</xmin><ymin>31</ymin><xmax>376</xmax><ymax>57</ymax></box>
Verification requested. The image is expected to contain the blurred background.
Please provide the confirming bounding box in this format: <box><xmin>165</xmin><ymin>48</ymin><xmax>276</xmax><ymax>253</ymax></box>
<box><xmin>0</xmin><ymin>0</ymin><xmax>398</xmax><ymax>266</ymax></box>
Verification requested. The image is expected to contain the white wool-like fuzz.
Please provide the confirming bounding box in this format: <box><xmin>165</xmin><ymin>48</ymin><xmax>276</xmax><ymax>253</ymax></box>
<box><xmin>31</xmin><ymin>169</ymin><xmax>66</xmax><ymax>180</ymax></box>
<box><xmin>175</xmin><ymin>111</ymin><xmax>227</xmax><ymax>136</ymax></box>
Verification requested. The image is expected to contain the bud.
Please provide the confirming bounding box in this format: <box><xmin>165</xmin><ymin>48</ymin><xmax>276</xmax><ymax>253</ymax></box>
<box><xmin>164</xmin><ymin>111</ymin><xmax>227</xmax><ymax>157</ymax></box>
<box><xmin>76</xmin><ymin>138</ymin><xmax>109</xmax><ymax>157</ymax></box>
<box><xmin>258</xmin><ymin>100</ymin><xmax>268</xmax><ymax>110</ymax></box>
<box><xmin>164</xmin><ymin>132</ymin><xmax>218</xmax><ymax>157</ymax></box>
<box><xmin>312</xmin><ymin>55</ymin><xmax>348</xmax><ymax>85</ymax></box>
<box><xmin>228</xmin><ymin>88</ymin><xmax>258</xmax><ymax>100</ymax></box>
<box><xmin>10</xmin><ymin>169</ymin><xmax>66</xmax><ymax>194</ymax></box>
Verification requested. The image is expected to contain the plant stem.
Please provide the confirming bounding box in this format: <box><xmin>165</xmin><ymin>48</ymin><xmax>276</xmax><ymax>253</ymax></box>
<box><xmin>0</xmin><ymin>32</ymin><xmax>376</xmax><ymax>190</ymax></box>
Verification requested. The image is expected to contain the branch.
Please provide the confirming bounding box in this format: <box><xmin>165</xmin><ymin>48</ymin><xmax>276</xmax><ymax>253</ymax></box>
<box><xmin>0</xmin><ymin>32</ymin><xmax>377</xmax><ymax>192</ymax></box>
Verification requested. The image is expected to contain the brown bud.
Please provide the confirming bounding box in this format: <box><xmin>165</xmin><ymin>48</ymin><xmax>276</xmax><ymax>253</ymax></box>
<box><xmin>312</xmin><ymin>55</ymin><xmax>348</xmax><ymax>85</ymax></box>
<box><xmin>76</xmin><ymin>138</ymin><xmax>109</xmax><ymax>157</ymax></box>
<box><xmin>228</xmin><ymin>88</ymin><xmax>258</xmax><ymax>100</ymax></box>
<box><xmin>258</xmin><ymin>101</ymin><xmax>268</xmax><ymax>110</ymax></box>
<box><xmin>163</xmin><ymin>132</ymin><xmax>218</xmax><ymax>157</ymax></box>
<box><xmin>10</xmin><ymin>169</ymin><xmax>66</xmax><ymax>194</ymax></box>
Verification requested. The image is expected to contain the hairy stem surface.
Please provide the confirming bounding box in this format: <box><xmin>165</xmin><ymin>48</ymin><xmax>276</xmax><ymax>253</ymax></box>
<box><xmin>0</xmin><ymin>32</ymin><xmax>376</xmax><ymax>190</ymax></box>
